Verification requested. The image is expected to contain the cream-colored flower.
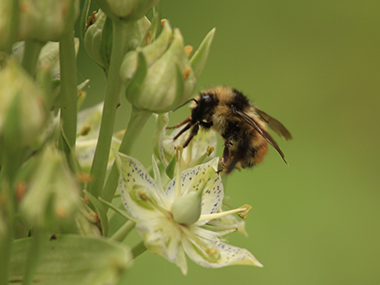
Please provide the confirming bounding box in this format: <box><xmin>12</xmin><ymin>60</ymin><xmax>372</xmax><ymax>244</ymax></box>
<box><xmin>115</xmin><ymin>152</ymin><xmax>262</xmax><ymax>275</ymax></box>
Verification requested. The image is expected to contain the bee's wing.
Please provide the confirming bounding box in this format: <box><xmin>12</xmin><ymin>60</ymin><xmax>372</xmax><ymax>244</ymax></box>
<box><xmin>254</xmin><ymin>108</ymin><xmax>293</xmax><ymax>140</ymax></box>
<box><xmin>232</xmin><ymin>107</ymin><xmax>288</xmax><ymax>164</ymax></box>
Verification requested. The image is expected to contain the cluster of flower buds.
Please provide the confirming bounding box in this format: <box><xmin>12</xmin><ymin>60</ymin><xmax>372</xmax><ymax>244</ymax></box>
<box><xmin>0</xmin><ymin>0</ymin><xmax>79</xmax><ymax>50</ymax></box>
<box><xmin>120</xmin><ymin>21</ymin><xmax>215</xmax><ymax>113</ymax></box>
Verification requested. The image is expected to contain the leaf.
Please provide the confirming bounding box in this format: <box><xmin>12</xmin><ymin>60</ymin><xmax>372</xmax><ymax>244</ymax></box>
<box><xmin>189</xmin><ymin>28</ymin><xmax>216</xmax><ymax>78</ymax></box>
<box><xmin>8</xmin><ymin>235</ymin><xmax>132</xmax><ymax>285</ymax></box>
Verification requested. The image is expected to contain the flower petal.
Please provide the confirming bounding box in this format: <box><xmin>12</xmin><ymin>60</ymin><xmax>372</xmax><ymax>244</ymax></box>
<box><xmin>135</xmin><ymin>217</ymin><xmax>188</xmax><ymax>274</ymax></box>
<box><xmin>116</xmin><ymin>152</ymin><xmax>170</xmax><ymax>220</ymax></box>
<box><xmin>182</xmin><ymin>233</ymin><xmax>263</xmax><ymax>268</ymax></box>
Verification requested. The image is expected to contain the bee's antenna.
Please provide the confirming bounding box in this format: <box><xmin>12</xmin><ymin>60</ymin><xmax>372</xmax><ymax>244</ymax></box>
<box><xmin>171</xmin><ymin>98</ymin><xmax>198</xmax><ymax>112</ymax></box>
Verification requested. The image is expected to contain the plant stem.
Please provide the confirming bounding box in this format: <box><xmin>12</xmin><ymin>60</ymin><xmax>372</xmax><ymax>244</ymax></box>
<box><xmin>109</xmin><ymin>221</ymin><xmax>136</xmax><ymax>242</ymax></box>
<box><xmin>87</xmin><ymin>19</ymin><xmax>132</xmax><ymax>198</ymax></box>
<box><xmin>101</xmin><ymin>107</ymin><xmax>151</xmax><ymax>203</ymax></box>
<box><xmin>132</xmin><ymin>241</ymin><xmax>147</xmax><ymax>259</ymax></box>
<box><xmin>21</xmin><ymin>40</ymin><xmax>44</xmax><ymax>76</ymax></box>
<box><xmin>0</xmin><ymin>178</ymin><xmax>15</xmax><ymax>285</ymax></box>
<box><xmin>59</xmin><ymin>28</ymin><xmax>78</xmax><ymax>150</ymax></box>
<box><xmin>1</xmin><ymin>0</ymin><xmax>19</xmax><ymax>54</ymax></box>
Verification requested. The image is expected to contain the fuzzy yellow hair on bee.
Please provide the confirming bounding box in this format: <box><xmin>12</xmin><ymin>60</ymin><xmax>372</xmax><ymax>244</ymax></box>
<box><xmin>168</xmin><ymin>86</ymin><xmax>292</xmax><ymax>174</ymax></box>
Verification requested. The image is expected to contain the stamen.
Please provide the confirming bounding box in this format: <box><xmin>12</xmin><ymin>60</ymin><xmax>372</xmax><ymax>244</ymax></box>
<box><xmin>138</xmin><ymin>189</ymin><xmax>148</xmax><ymax>201</ymax></box>
<box><xmin>137</xmin><ymin>189</ymin><xmax>172</xmax><ymax>219</ymax></box>
<box><xmin>205</xmin><ymin>248</ymin><xmax>217</xmax><ymax>255</ymax></box>
<box><xmin>174</xmin><ymin>146</ymin><xmax>183</xmax><ymax>200</ymax></box>
<box><xmin>198</xmin><ymin>204</ymin><xmax>252</xmax><ymax>222</ymax></box>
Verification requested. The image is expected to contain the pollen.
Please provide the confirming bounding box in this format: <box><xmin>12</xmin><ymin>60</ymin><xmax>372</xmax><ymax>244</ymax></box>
<box><xmin>86</xmin><ymin>11</ymin><xmax>97</xmax><ymax>29</ymax></box>
<box><xmin>55</xmin><ymin>206</ymin><xmax>68</xmax><ymax>218</ymax></box>
<box><xmin>205</xmin><ymin>248</ymin><xmax>217</xmax><ymax>255</ymax></box>
<box><xmin>182</xmin><ymin>67</ymin><xmax>191</xmax><ymax>80</ymax></box>
<box><xmin>145</xmin><ymin>30</ymin><xmax>152</xmax><ymax>45</ymax></box>
<box><xmin>77</xmin><ymin>125</ymin><xmax>91</xmax><ymax>137</ymax></box>
<box><xmin>161</xmin><ymin>19</ymin><xmax>167</xmax><ymax>27</ymax></box>
<box><xmin>15</xmin><ymin>181</ymin><xmax>27</xmax><ymax>202</ymax></box>
<box><xmin>76</xmin><ymin>173</ymin><xmax>93</xmax><ymax>183</ymax></box>
<box><xmin>206</xmin><ymin>145</ymin><xmax>215</xmax><ymax>156</ymax></box>
<box><xmin>184</xmin><ymin>45</ymin><xmax>193</xmax><ymax>57</ymax></box>
<box><xmin>138</xmin><ymin>189</ymin><xmax>149</xmax><ymax>201</ymax></box>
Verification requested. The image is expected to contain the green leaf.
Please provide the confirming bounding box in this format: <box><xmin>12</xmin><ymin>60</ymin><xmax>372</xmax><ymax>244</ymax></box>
<box><xmin>80</xmin><ymin>0</ymin><xmax>92</xmax><ymax>41</ymax></box>
<box><xmin>8</xmin><ymin>235</ymin><xmax>132</xmax><ymax>285</ymax></box>
<box><xmin>189</xmin><ymin>28</ymin><xmax>216</xmax><ymax>78</ymax></box>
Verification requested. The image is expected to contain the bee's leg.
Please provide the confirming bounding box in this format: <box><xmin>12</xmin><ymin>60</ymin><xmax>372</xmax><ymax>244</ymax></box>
<box><xmin>183</xmin><ymin>122</ymin><xmax>200</xmax><ymax>148</ymax></box>
<box><xmin>173</xmin><ymin>122</ymin><xmax>192</xmax><ymax>141</ymax></box>
<box><xmin>225</xmin><ymin>159</ymin><xmax>239</xmax><ymax>174</ymax></box>
<box><xmin>218</xmin><ymin>137</ymin><xmax>234</xmax><ymax>173</ymax></box>
<box><xmin>167</xmin><ymin>117</ymin><xmax>191</xmax><ymax>129</ymax></box>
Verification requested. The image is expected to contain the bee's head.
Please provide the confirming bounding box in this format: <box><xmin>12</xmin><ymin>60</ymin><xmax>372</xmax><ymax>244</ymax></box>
<box><xmin>191</xmin><ymin>92</ymin><xmax>219</xmax><ymax>122</ymax></box>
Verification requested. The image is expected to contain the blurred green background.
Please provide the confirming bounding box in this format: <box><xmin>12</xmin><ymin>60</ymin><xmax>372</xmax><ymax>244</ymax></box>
<box><xmin>76</xmin><ymin>1</ymin><xmax>380</xmax><ymax>284</ymax></box>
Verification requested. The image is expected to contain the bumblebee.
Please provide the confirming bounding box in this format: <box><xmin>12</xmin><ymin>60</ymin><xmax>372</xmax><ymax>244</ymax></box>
<box><xmin>168</xmin><ymin>86</ymin><xmax>292</xmax><ymax>174</ymax></box>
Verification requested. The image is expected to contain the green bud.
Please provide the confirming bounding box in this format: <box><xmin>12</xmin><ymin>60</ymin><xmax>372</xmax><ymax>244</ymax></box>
<box><xmin>84</xmin><ymin>9</ymin><xmax>150</xmax><ymax>72</ymax></box>
<box><xmin>0</xmin><ymin>59</ymin><xmax>47</xmax><ymax>152</ymax></box>
<box><xmin>19</xmin><ymin>145</ymin><xmax>81</xmax><ymax>230</ymax></box>
<box><xmin>16</xmin><ymin>0</ymin><xmax>79</xmax><ymax>42</ymax></box>
<box><xmin>171</xmin><ymin>190</ymin><xmax>203</xmax><ymax>225</ymax></box>
<box><xmin>120</xmin><ymin>21</ymin><xmax>173</xmax><ymax>81</ymax></box>
<box><xmin>189</xmin><ymin>28</ymin><xmax>216</xmax><ymax>78</ymax></box>
<box><xmin>101</xmin><ymin>0</ymin><xmax>161</xmax><ymax>21</ymax></box>
<box><xmin>122</xmin><ymin>24</ymin><xmax>197</xmax><ymax>113</ymax></box>
<box><xmin>13</xmin><ymin>39</ymin><xmax>80</xmax><ymax>80</ymax></box>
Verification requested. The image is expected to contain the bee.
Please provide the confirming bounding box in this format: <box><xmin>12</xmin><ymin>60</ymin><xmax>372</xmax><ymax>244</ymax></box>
<box><xmin>168</xmin><ymin>86</ymin><xmax>292</xmax><ymax>174</ymax></box>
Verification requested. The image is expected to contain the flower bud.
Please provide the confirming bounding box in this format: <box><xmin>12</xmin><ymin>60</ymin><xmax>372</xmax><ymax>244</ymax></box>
<box><xmin>84</xmin><ymin>9</ymin><xmax>150</xmax><ymax>72</ymax></box>
<box><xmin>101</xmin><ymin>0</ymin><xmax>161</xmax><ymax>21</ymax></box>
<box><xmin>120</xmin><ymin>21</ymin><xmax>173</xmax><ymax>80</ymax></box>
<box><xmin>19</xmin><ymin>145</ymin><xmax>81</xmax><ymax>230</ymax></box>
<box><xmin>76</xmin><ymin>103</ymin><xmax>122</xmax><ymax>173</ymax></box>
<box><xmin>16</xmin><ymin>0</ymin><xmax>79</xmax><ymax>42</ymax></box>
<box><xmin>121</xmin><ymin>23</ymin><xmax>215</xmax><ymax>114</ymax></box>
<box><xmin>122</xmin><ymin>25</ymin><xmax>197</xmax><ymax>113</ymax></box>
<box><xmin>0</xmin><ymin>59</ymin><xmax>47</xmax><ymax>152</ymax></box>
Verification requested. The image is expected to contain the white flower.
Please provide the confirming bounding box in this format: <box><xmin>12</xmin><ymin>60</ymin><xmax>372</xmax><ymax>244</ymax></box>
<box><xmin>153</xmin><ymin>113</ymin><xmax>217</xmax><ymax>179</ymax></box>
<box><xmin>76</xmin><ymin>103</ymin><xmax>122</xmax><ymax>173</ymax></box>
<box><xmin>115</xmin><ymin>151</ymin><xmax>262</xmax><ymax>275</ymax></box>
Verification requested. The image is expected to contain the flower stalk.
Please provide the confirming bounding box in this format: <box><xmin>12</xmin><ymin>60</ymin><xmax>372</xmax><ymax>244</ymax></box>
<box><xmin>59</xmin><ymin>28</ymin><xmax>78</xmax><ymax>150</ymax></box>
<box><xmin>87</xmin><ymin>19</ymin><xmax>138</xmax><ymax>198</ymax></box>
<box><xmin>21</xmin><ymin>40</ymin><xmax>44</xmax><ymax>76</ymax></box>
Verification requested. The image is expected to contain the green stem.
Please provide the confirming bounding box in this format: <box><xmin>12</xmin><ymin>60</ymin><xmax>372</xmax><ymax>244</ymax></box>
<box><xmin>59</xmin><ymin>28</ymin><xmax>78</xmax><ymax>150</ymax></box>
<box><xmin>21</xmin><ymin>40</ymin><xmax>44</xmax><ymax>76</ymax></box>
<box><xmin>87</xmin><ymin>19</ymin><xmax>132</xmax><ymax>198</ymax></box>
<box><xmin>100</xmin><ymin>107</ymin><xmax>151</xmax><ymax>203</ymax></box>
<box><xmin>1</xmin><ymin>0</ymin><xmax>19</xmax><ymax>54</ymax></box>
<box><xmin>0</xmin><ymin>178</ymin><xmax>15</xmax><ymax>285</ymax></box>
<box><xmin>132</xmin><ymin>241</ymin><xmax>147</xmax><ymax>259</ymax></box>
<box><xmin>109</xmin><ymin>220</ymin><xmax>136</xmax><ymax>242</ymax></box>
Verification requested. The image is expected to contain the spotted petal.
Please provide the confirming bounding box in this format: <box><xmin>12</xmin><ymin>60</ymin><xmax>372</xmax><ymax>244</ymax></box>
<box><xmin>116</xmin><ymin>152</ymin><xmax>170</xmax><ymax>220</ymax></box>
<box><xmin>182</xmin><ymin>227</ymin><xmax>263</xmax><ymax>268</ymax></box>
